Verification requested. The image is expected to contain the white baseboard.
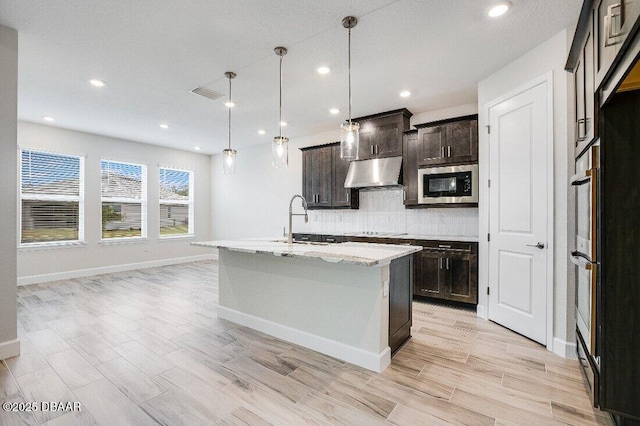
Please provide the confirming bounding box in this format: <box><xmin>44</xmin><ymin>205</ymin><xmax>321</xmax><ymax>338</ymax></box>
<box><xmin>552</xmin><ymin>337</ymin><xmax>578</xmax><ymax>360</ymax></box>
<box><xmin>0</xmin><ymin>339</ymin><xmax>20</xmax><ymax>361</ymax></box>
<box><xmin>218</xmin><ymin>306</ymin><xmax>391</xmax><ymax>373</ymax></box>
<box><xmin>18</xmin><ymin>254</ymin><xmax>218</xmax><ymax>286</ymax></box>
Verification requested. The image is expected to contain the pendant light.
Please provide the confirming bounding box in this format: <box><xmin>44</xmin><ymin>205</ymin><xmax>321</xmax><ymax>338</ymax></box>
<box><xmin>272</xmin><ymin>46</ymin><xmax>289</xmax><ymax>168</ymax></box>
<box><xmin>340</xmin><ymin>16</ymin><xmax>359</xmax><ymax>160</ymax></box>
<box><xmin>222</xmin><ymin>71</ymin><xmax>237</xmax><ymax>175</ymax></box>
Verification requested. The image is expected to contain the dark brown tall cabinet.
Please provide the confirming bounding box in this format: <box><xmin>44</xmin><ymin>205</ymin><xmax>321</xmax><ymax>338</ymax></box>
<box><xmin>301</xmin><ymin>143</ymin><xmax>358</xmax><ymax>210</ymax></box>
<box><xmin>567</xmin><ymin>1</ymin><xmax>640</xmax><ymax>423</ymax></box>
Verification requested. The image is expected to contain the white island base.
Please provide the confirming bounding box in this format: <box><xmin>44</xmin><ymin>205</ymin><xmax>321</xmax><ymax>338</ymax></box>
<box><xmin>203</xmin><ymin>241</ymin><xmax>420</xmax><ymax>373</ymax></box>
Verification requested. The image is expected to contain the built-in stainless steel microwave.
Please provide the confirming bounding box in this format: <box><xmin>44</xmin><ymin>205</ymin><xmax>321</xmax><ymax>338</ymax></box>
<box><xmin>418</xmin><ymin>164</ymin><xmax>478</xmax><ymax>205</ymax></box>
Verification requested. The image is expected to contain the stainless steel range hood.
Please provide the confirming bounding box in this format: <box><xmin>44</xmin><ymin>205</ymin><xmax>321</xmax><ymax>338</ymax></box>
<box><xmin>344</xmin><ymin>156</ymin><xmax>402</xmax><ymax>188</ymax></box>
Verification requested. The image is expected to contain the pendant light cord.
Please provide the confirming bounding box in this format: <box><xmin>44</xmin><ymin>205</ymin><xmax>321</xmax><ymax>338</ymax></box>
<box><xmin>279</xmin><ymin>55</ymin><xmax>283</xmax><ymax>139</ymax></box>
<box><xmin>348</xmin><ymin>26</ymin><xmax>352</xmax><ymax>126</ymax></box>
<box><xmin>228</xmin><ymin>76</ymin><xmax>232</xmax><ymax>150</ymax></box>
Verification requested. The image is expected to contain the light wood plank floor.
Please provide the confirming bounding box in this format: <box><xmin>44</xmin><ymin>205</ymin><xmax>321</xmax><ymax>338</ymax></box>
<box><xmin>1</xmin><ymin>261</ymin><xmax>613</xmax><ymax>425</ymax></box>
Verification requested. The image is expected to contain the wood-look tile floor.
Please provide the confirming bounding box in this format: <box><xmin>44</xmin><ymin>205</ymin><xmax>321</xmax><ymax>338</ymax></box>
<box><xmin>1</xmin><ymin>260</ymin><xmax>613</xmax><ymax>426</ymax></box>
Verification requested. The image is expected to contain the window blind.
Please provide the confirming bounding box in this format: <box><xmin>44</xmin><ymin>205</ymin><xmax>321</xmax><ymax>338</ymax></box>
<box><xmin>159</xmin><ymin>167</ymin><xmax>193</xmax><ymax>236</ymax></box>
<box><xmin>20</xmin><ymin>149</ymin><xmax>84</xmax><ymax>244</ymax></box>
<box><xmin>101</xmin><ymin>160</ymin><xmax>146</xmax><ymax>239</ymax></box>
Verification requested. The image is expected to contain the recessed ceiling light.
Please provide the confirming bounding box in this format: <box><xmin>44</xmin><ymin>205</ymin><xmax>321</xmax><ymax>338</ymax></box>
<box><xmin>317</xmin><ymin>66</ymin><xmax>331</xmax><ymax>74</ymax></box>
<box><xmin>488</xmin><ymin>1</ymin><xmax>511</xmax><ymax>17</ymax></box>
<box><xmin>400</xmin><ymin>90</ymin><xmax>411</xmax><ymax>98</ymax></box>
<box><xmin>89</xmin><ymin>79</ymin><xmax>107</xmax><ymax>87</ymax></box>
<box><xmin>159</xmin><ymin>123</ymin><xmax>169</xmax><ymax>129</ymax></box>
<box><xmin>258</xmin><ymin>129</ymin><xmax>266</xmax><ymax>135</ymax></box>
<box><xmin>224</xmin><ymin>101</ymin><xmax>235</xmax><ymax>108</ymax></box>
<box><xmin>194</xmin><ymin>146</ymin><xmax>201</xmax><ymax>151</ymax></box>
<box><xmin>329</xmin><ymin>108</ymin><xmax>340</xmax><ymax>114</ymax></box>
<box><xmin>42</xmin><ymin>116</ymin><xmax>55</xmax><ymax>122</ymax></box>
<box><xmin>280</xmin><ymin>121</ymin><xmax>288</xmax><ymax>127</ymax></box>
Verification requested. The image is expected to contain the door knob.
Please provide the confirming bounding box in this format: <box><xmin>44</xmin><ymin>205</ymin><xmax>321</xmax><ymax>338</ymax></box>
<box><xmin>527</xmin><ymin>242</ymin><xmax>545</xmax><ymax>249</ymax></box>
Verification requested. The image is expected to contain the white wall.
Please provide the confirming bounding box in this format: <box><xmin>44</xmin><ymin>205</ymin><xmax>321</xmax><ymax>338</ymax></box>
<box><xmin>210</xmin><ymin>108</ymin><xmax>479</xmax><ymax>241</ymax></box>
<box><xmin>477</xmin><ymin>29</ymin><xmax>576</xmax><ymax>357</ymax></box>
<box><xmin>0</xmin><ymin>25</ymin><xmax>20</xmax><ymax>360</ymax></box>
<box><xmin>17</xmin><ymin>122</ymin><xmax>213</xmax><ymax>284</ymax></box>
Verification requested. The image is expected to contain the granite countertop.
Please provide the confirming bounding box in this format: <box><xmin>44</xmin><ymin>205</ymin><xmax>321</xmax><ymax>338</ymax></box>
<box><xmin>192</xmin><ymin>240</ymin><xmax>422</xmax><ymax>267</ymax></box>
<box><xmin>298</xmin><ymin>232</ymin><xmax>479</xmax><ymax>243</ymax></box>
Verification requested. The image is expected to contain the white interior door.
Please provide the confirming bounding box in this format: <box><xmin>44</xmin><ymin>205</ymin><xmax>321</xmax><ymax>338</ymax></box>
<box><xmin>488</xmin><ymin>79</ymin><xmax>550</xmax><ymax>345</ymax></box>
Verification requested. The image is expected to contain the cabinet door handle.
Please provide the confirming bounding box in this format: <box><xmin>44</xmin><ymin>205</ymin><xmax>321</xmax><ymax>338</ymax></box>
<box><xmin>376</xmin><ymin>145</ymin><xmax>379</xmax><ymax>155</ymax></box>
<box><xmin>446</xmin><ymin>258</ymin><xmax>450</xmax><ymax>270</ymax></box>
<box><xmin>447</xmin><ymin>146</ymin><xmax>451</xmax><ymax>157</ymax></box>
<box><xmin>441</xmin><ymin>146</ymin><xmax>445</xmax><ymax>158</ymax></box>
<box><xmin>346</xmin><ymin>191</ymin><xmax>350</xmax><ymax>202</ymax></box>
<box><xmin>370</xmin><ymin>145</ymin><xmax>374</xmax><ymax>155</ymax></box>
<box><xmin>403</xmin><ymin>189</ymin><xmax>406</xmax><ymax>201</ymax></box>
<box><xmin>439</xmin><ymin>257</ymin><xmax>443</xmax><ymax>269</ymax></box>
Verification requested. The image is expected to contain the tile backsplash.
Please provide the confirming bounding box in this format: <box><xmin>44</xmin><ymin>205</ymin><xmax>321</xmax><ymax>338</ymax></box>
<box><xmin>297</xmin><ymin>187</ymin><xmax>478</xmax><ymax>236</ymax></box>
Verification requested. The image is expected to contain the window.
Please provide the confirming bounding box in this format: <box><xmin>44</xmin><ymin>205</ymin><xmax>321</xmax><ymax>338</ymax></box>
<box><xmin>159</xmin><ymin>167</ymin><xmax>193</xmax><ymax>236</ymax></box>
<box><xmin>20</xmin><ymin>149</ymin><xmax>84</xmax><ymax>245</ymax></box>
<box><xmin>101</xmin><ymin>160</ymin><xmax>147</xmax><ymax>239</ymax></box>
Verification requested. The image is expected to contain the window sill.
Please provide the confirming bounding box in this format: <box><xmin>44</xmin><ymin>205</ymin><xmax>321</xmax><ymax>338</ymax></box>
<box><xmin>99</xmin><ymin>237</ymin><xmax>149</xmax><ymax>246</ymax></box>
<box><xmin>158</xmin><ymin>234</ymin><xmax>195</xmax><ymax>241</ymax></box>
<box><xmin>19</xmin><ymin>241</ymin><xmax>87</xmax><ymax>251</ymax></box>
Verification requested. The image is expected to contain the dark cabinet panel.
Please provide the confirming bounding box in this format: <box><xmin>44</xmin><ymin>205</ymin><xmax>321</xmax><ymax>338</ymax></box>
<box><xmin>447</xmin><ymin>119</ymin><xmax>478</xmax><ymax>164</ymax></box>
<box><xmin>353</xmin><ymin>109</ymin><xmax>412</xmax><ymax>160</ymax></box>
<box><xmin>331</xmin><ymin>144</ymin><xmax>359</xmax><ymax>208</ymax></box>
<box><xmin>414</xmin><ymin>251</ymin><xmax>446</xmax><ymax>299</ymax></box>
<box><xmin>403</xmin><ymin>132</ymin><xmax>419</xmax><ymax>206</ymax></box>
<box><xmin>414</xmin><ymin>241</ymin><xmax>478</xmax><ymax>305</ymax></box>
<box><xmin>417</xmin><ymin>125</ymin><xmax>446</xmax><ymax>166</ymax></box>
<box><xmin>389</xmin><ymin>255</ymin><xmax>412</xmax><ymax>354</ymax></box>
<box><xmin>447</xmin><ymin>253</ymin><xmax>478</xmax><ymax>304</ymax></box>
<box><xmin>303</xmin><ymin>146</ymin><xmax>332</xmax><ymax>208</ymax></box>
<box><xmin>301</xmin><ymin>143</ymin><xmax>358</xmax><ymax>210</ymax></box>
<box><xmin>416</xmin><ymin>116</ymin><xmax>478</xmax><ymax>167</ymax></box>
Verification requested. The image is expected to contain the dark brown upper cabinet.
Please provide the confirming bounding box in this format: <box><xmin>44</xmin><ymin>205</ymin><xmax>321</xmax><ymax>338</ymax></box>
<box><xmin>302</xmin><ymin>145</ymin><xmax>332</xmax><ymax>208</ymax></box>
<box><xmin>402</xmin><ymin>131</ymin><xmax>419</xmax><ymax>207</ymax></box>
<box><xmin>331</xmin><ymin>144</ymin><xmax>359</xmax><ymax>208</ymax></box>
<box><xmin>300</xmin><ymin>143</ymin><xmax>358</xmax><ymax>210</ymax></box>
<box><xmin>353</xmin><ymin>109</ymin><xmax>412</xmax><ymax>160</ymax></box>
<box><xmin>415</xmin><ymin>115</ymin><xmax>478</xmax><ymax>167</ymax></box>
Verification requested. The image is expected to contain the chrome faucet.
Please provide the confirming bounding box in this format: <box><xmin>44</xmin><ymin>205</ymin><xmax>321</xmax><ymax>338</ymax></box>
<box><xmin>288</xmin><ymin>194</ymin><xmax>308</xmax><ymax>245</ymax></box>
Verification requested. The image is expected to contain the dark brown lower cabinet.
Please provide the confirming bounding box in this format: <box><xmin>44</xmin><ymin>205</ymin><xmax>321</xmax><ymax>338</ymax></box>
<box><xmin>389</xmin><ymin>255</ymin><xmax>413</xmax><ymax>354</ymax></box>
<box><xmin>413</xmin><ymin>241</ymin><xmax>478</xmax><ymax>305</ymax></box>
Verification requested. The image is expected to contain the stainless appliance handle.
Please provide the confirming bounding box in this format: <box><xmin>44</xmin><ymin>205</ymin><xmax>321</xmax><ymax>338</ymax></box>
<box><xmin>570</xmin><ymin>252</ymin><xmax>594</xmax><ymax>270</ymax></box>
<box><xmin>570</xmin><ymin>168</ymin><xmax>595</xmax><ymax>186</ymax></box>
<box><xmin>526</xmin><ymin>242</ymin><xmax>545</xmax><ymax>249</ymax></box>
<box><xmin>445</xmin><ymin>258</ymin><xmax>450</xmax><ymax>270</ymax></box>
<box><xmin>438</xmin><ymin>244</ymin><xmax>452</xmax><ymax>248</ymax></box>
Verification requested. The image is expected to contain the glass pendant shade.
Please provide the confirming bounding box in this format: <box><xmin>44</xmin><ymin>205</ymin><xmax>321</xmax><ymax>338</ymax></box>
<box><xmin>340</xmin><ymin>121</ymin><xmax>359</xmax><ymax>160</ymax></box>
<box><xmin>222</xmin><ymin>148</ymin><xmax>237</xmax><ymax>175</ymax></box>
<box><xmin>272</xmin><ymin>136</ymin><xmax>288</xmax><ymax>168</ymax></box>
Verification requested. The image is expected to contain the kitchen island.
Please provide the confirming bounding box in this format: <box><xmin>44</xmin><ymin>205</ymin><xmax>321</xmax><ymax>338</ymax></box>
<box><xmin>192</xmin><ymin>240</ymin><xmax>422</xmax><ymax>372</ymax></box>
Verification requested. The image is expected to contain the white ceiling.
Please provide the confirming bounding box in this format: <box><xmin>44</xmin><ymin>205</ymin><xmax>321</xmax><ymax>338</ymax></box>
<box><xmin>0</xmin><ymin>0</ymin><xmax>581</xmax><ymax>154</ymax></box>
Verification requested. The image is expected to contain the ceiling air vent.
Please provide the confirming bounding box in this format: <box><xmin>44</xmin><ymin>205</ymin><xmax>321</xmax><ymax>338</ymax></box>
<box><xmin>189</xmin><ymin>86</ymin><xmax>224</xmax><ymax>101</ymax></box>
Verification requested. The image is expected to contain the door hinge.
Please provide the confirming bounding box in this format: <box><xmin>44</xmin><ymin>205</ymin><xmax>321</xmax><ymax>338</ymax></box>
<box><xmin>487</xmin><ymin>233</ymin><xmax>491</xmax><ymax>242</ymax></box>
<box><xmin>485</xmin><ymin>125</ymin><xmax>491</xmax><ymax>134</ymax></box>
<box><xmin>487</xmin><ymin>287</ymin><xmax>490</xmax><ymax>295</ymax></box>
